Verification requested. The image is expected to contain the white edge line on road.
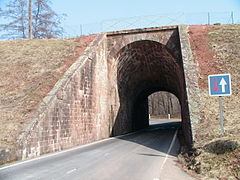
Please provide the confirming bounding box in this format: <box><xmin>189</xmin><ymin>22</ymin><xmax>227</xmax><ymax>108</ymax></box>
<box><xmin>0</xmin><ymin>121</ymin><xmax>177</xmax><ymax>171</ymax></box>
<box><xmin>0</xmin><ymin>130</ymin><xmax>140</xmax><ymax>171</ymax></box>
<box><xmin>66</xmin><ymin>168</ymin><xmax>77</xmax><ymax>174</ymax></box>
<box><xmin>159</xmin><ymin>129</ymin><xmax>178</xmax><ymax>174</ymax></box>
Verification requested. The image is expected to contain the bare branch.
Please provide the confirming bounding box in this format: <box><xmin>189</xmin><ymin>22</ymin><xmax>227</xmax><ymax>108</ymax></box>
<box><xmin>0</xmin><ymin>0</ymin><xmax>64</xmax><ymax>39</ymax></box>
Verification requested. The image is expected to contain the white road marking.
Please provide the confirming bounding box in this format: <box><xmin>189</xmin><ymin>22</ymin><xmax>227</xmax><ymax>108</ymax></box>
<box><xmin>66</xmin><ymin>168</ymin><xmax>77</xmax><ymax>174</ymax></box>
<box><xmin>0</xmin><ymin>130</ymin><xmax>140</xmax><ymax>170</ymax></box>
<box><xmin>159</xmin><ymin>129</ymin><xmax>178</xmax><ymax>173</ymax></box>
<box><xmin>104</xmin><ymin>153</ymin><xmax>109</xmax><ymax>156</ymax></box>
<box><xmin>0</xmin><ymin>122</ymin><xmax>179</xmax><ymax>174</ymax></box>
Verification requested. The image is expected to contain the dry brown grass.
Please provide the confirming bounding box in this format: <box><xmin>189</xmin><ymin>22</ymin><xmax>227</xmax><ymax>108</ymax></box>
<box><xmin>186</xmin><ymin>25</ymin><xmax>240</xmax><ymax>180</ymax></box>
<box><xmin>0</xmin><ymin>36</ymin><xmax>95</xmax><ymax>149</ymax></box>
<box><xmin>196</xmin><ymin>25</ymin><xmax>240</xmax><ymax>143</ymax></box>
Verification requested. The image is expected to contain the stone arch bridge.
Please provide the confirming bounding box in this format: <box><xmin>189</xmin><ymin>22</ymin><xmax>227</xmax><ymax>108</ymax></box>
<box><xmin>18</xmin><ymin>25</ymin><xmax>201</xmax><ymax>160</ymax></box>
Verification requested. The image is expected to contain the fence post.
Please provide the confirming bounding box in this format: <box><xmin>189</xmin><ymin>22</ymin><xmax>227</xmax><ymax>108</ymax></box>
<box><xmin>208</xmin><ymin>12</ymin><xmax>210</xmax><ymax>25</ymax></box>
<box><xmin>231</xmin><ymin>12</ymin><xmax>234</xmax><ymax>24</ymax></box>
<box><xmin>79</xmin><ymin>25</ymin><xmax>81</xmax><ymax>36</ymax></box>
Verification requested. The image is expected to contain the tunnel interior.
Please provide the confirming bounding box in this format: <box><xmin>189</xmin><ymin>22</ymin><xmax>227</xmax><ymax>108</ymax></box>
<box><xmin>112</xmin><ymin>39</ymin><xmax>192</xmax><ymax>146</ymax></box>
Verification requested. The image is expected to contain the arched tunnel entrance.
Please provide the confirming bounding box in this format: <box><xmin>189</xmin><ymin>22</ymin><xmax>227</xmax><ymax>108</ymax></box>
<box><xmin>111</xmin><ymin>40</ymin><xmax>193</xmax><ymax>146</ymax></box>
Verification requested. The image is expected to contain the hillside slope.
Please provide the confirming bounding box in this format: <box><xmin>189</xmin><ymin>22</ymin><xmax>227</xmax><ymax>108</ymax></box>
<box><xmin>187</xmin><ymin>25</ymin><xmax>240</xmax><ymax>179</ymax></box>
<box><xmin>0</xmin><ymin>36</ymin><xmax>96</xmax><ymax>150</ymax></box>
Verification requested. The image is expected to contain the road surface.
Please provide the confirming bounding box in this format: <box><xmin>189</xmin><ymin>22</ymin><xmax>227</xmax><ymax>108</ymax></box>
<box><xmin>0</xmin><ymin>120</ymin><xmax>195</xmax><ymax>180</ymax></box>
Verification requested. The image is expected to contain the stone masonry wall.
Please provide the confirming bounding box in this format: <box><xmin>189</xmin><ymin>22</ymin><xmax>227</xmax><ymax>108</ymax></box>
<box><xmin>178</xmin><ymin>25</ymin><xmax>202</xmax><ymax>141</ymax></box>
<box><xmin>17</xmin><ymin>34</ymin><xmax>110</xmax><ymax>160</ymax></box>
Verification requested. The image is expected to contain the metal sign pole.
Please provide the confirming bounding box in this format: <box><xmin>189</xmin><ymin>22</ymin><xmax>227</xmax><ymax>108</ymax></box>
<box><xmin>218</xmin><ymin>96</ymin><xmax>224</xmax><ymax>136</ymax></box>
<box><xmin>209</xmin><ymin>74</ymin><xmax>231</xmax><ymax>136</ymax></box>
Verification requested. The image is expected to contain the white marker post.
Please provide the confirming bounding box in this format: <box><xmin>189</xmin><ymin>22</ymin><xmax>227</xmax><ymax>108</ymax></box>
<box><xmin>168</xmin><ymin>114</ymin><xmax>171</xmax><ymax>120</ymax></box>
<box><xmin>208</xmin><ymin>74</ymin><xmax>232</xmax><ymax>136</ymax></box>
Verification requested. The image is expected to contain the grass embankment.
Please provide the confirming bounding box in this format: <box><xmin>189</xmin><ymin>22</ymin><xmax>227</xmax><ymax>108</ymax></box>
<box><xmin>0</xmin><ymin>35</ymin><xmax>95</xmax><ymax>149</ymax></box>
<box><xmin>181</xmin><ymin>25</ymin><xmax>240</xmax><ymax>180</ymax></box>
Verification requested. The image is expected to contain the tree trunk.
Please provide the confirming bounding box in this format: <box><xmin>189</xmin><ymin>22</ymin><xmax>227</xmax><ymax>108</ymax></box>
<box><xmin>28</xmin><ymin>0</ymin><xmax>32</xmax><ymax>39</ymax></box>
<box><xmin>148</xmin><ymin>92</ymin><xmax>181</xmax><ymax>117</ymax></box>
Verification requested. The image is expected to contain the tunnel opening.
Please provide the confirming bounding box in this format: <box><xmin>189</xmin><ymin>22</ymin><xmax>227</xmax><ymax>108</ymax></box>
<box><xmin>148</xmin><ymin>91</ymin><xmax>181</xmax><ymax>125</ymax></box>
<box><xmin>112</xmin><ymin>39</ymin><xmax>193</xmax><ymax>147</ymax></box>
<box><xmin>131</xmin><ymin>89</ymin><xmax>182</xmax><ymax>131</ymax></box>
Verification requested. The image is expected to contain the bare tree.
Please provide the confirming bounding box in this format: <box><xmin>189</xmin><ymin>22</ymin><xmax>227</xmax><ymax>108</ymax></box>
<box><xmin>0</xmin><ymin>0</ymin><xmax>28</xmax><ymax>39</ymax></box>
<box><xmin>148</xmin><ymin>92</ymin><xmax>181</xmax><ymax>117</ymax></box>
<box><xmin>0</xmin><ymin>0</ymin><xmax>64</xmax><ymax>39</ymax></box>
<box><xmin>32</xmin><ymin>0</ymin><xmax>64</xmax><ymax>39</ymax></box>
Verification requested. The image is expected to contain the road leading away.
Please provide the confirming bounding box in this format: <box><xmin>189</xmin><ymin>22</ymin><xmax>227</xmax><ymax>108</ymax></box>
<box><xmin>0</xmin><ymin>120</ymin><xmax>195</xmax><ymax>180</ymax></box>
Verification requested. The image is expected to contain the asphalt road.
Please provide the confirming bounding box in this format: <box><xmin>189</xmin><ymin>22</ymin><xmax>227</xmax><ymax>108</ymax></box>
<box><xmin>0</xmin><ymin>120</ymin><xmax>195</xmax><ymax>180</ymax></box>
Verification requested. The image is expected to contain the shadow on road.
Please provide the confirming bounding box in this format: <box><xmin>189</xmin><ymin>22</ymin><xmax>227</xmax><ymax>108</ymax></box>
<box><xmin>115</xmin><ymin>120</ymin><xmax>181</xmax><ymax>157</ymax></box>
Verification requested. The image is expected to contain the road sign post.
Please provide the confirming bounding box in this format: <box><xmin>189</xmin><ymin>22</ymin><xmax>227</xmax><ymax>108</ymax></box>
<box><xmin>218</xmin><ymin>96</ymin><xmax>224</xmax><ymax>135</ymax></box>
<box><xmin>208</xmin><ymin>74</ymin><xmax>232</xmax><ymax>136</ymax></box>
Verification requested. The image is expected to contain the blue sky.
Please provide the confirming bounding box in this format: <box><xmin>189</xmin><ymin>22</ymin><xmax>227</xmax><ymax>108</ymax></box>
<box><xmin>0</xmin><ymin>0</ymin><xmax>240</xmax><ymax>36</ymax></box>
<box><xmin>51</xmin><ymin>0</ymin><xmax>240</xmax><ymax>23</ymax></box>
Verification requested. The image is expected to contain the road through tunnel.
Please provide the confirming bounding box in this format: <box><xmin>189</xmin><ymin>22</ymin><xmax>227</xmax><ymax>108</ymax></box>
<box><xmin>111</xmin><ymin>39</ymin><xmax>193</xmax><ymax>146</ymax></box>
<box><xmin>148</xmin><ymin>91</ymin><xmax>181</xmax><ymax>120</ymax></box>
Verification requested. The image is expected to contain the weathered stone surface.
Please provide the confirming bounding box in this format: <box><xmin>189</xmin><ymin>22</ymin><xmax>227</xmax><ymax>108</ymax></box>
<box><xmin>0</xmin><ymin>148</ymin><xmax>16</xmax><ymax>165</ymax></box>
<box><xmin>1</xmin><ymin>26</ymin><xmax>202</xmax><ymax>164</ymax></box>
<box><xmin>178</xmin><ymin>25</ymin><xmax>201</xmax><ymax>142</ymax></box>
<box><xmin>17</xmin><ymin>34</ymin><xmax>110</xmax><ymax>160</ymax></box>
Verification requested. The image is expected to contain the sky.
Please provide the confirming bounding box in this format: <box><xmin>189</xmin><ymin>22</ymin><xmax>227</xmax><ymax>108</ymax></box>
<box><xmin>0</xmin><ymin>0</ymin><xmax>240</xmax><ymax>36</ymax></box>
<box><xmin>51</xmin><ymin>0</ymin><xmax>240</xmax><ymax>23</ymax></box>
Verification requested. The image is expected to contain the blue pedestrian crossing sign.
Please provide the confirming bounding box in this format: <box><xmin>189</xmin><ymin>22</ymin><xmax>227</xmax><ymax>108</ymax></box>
<box><xmin>208</xmin><ymin>74</ymin><xmax>232</xmax><ymax>96</ymax></box>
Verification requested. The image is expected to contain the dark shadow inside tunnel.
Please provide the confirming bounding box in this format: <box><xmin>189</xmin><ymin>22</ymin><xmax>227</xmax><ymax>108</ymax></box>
<box><xmin>111</xmin><ymin>39</ymin><xmax>193</xmax><ymax>147</ymax></box>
